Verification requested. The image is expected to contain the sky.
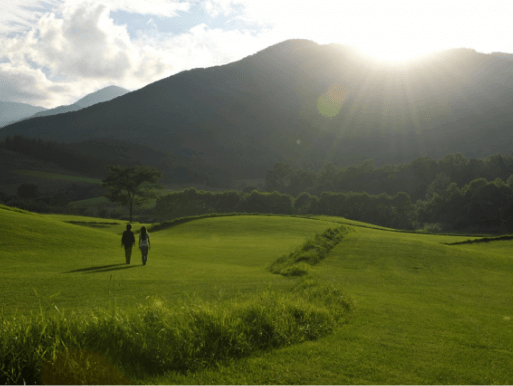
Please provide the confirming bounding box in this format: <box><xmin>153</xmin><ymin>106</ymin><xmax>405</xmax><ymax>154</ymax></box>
<box><xmin>1</xmin><ymin>0</ymin><xmax>513</xmax><ymax>109</ymax></box>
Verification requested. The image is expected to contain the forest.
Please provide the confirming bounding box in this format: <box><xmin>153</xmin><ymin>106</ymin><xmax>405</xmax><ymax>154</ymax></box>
<box><xmin>154</xmin><ymin>177</ymin><xmax>513</xmax><ymax>233</ymax></box>
<box><xmin>1</xmin><ymin>136</ymin><xmax>228</xmax><ymax>186</ymax></box>
<box><xmin>2</xmin><ymin>135</ymin><xmax>513</xmax><ymax>233</ymax></box>
<box><xmin>156</xmin><ymin>153</ymin><xmax>513</xmax><ymax>233</ymax></box>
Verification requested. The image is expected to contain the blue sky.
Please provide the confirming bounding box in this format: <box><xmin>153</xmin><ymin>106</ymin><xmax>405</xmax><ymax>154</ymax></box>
<box><xmin>1</xmin><ymin>0</ymin><xmax>513</xmax><ymax>108</ymax></box>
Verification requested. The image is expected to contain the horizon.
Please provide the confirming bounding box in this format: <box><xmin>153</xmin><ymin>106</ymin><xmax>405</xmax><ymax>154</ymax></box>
<box><xmin>1</xmin><ymin>0</ymin><xmax>513</xmax><ymax>109</ymax></box>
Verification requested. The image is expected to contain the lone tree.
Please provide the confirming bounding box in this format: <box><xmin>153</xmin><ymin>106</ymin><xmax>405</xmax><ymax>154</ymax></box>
<box><xmin>102</xmin><ymin>165</ymin><xmax>163</xmax><ymax>222</ymax></box>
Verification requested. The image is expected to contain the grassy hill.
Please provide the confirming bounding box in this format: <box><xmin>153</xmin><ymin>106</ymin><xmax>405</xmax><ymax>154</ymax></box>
<box><xmin>1</xmin><ymin>205</ymin><xmax>512</xmax><ymax>384</ymax></box>
<box><xmin>0</xmin><ymin>207</ymin><xmax>335</xmax><ymax>313</ymax></box>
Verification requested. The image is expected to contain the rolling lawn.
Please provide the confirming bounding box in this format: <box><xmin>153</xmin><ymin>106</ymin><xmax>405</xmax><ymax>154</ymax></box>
<box><xmin>1</xmin><ymin>204</ymin><xmax>513</xmax><ymax>384</ymax></box>
<box><xmin>164</xmin><ymin>224</ymin><xmax>513</xmax><ymax>384</ymax></box>
<box><xmin>0</xmin><ymin>207</ymin><xmax>335</xmax><ymax>314</ymax></box>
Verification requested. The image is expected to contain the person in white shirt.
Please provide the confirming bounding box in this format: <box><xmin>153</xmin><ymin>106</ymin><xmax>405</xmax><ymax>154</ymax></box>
<box><xmin>139</xmin><ymin>226</ymin><xmax>151</xmax><ymax>265</ymax></box>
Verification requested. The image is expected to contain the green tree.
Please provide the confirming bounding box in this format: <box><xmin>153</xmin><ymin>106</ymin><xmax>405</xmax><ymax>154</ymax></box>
<box><xmin>17</xmin><ymin>183</ymin><xmax>39</xmax><ymax>200</ymax></box>
<box><xmin>264</xmin><ymin>162</ymin><xmax>293</xmax><ymax>192</ymax></box>
<box><xmin>288</xmin><ymin>168</ymin><xmax>317</xmax><ymax>196</ymax></box>
<box><xmin>102</xmin><ymin>165</ymin><xmax>163</xmax><ymax>222</ymax></box>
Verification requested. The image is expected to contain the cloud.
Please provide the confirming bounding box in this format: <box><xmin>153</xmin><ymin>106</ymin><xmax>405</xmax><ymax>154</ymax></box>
<box><xmin>0</xmin><ymin>0</ymin><xmax>61</xmax><ymax>34</ymax></box>
<box><xmin>0</xmin><ymin>1</ymin><xmax>270</xmax><ymax>107</ymax></box>
<box><xmin>0</xmin><ymin>62</ymin><xmax>71</xmax><ymax>106</ymax></box>
<box><xmin>29</xmin><ymin>5</ymin><xmax>135</xmax><ymax>79</ymax></box>
<box><xmin>0</xmin><ymin>3</ymin><xmax>182</xmax><ymax>105</ymax></box>
<box><xmin>201</xmin><ymin>0</ymin><xmax>241</xmax><ymax>18</ymax></box>
<box><xmin>68</xmin><ymin>0</ymin><xmax>191</xmax><ymax>17</ymax></box>
<box><xmin>0</xmin><ymin>0</ymin><xmax>191</xmax><ymax>34</ymax></box>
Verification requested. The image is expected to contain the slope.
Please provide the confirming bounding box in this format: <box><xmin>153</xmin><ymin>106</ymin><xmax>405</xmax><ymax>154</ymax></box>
<box><xmin>2</xmin><ymin>41</ymin><xmax>513</xmax><ymax>177</ymax></box>
<box><xmin>164</xmin><ymin>223</ymin><xmax>513</xmax><ymax>384</ymax></box>
<box><xmin>29</xmin><ymin>85</ymin><xmax>129</xmax><ymax>118</ymax></box>
<box><xmin>75</xmin><ymin>85</ymin><xmax>129</xmax><ymax>108</ymax></box>
<box><xmin>0</xmin><ymin>101</ymin><xmax>47</xmax><ymax>127</ymax></box>
<box><xmin>0</xmin><ymin>208</ymin><xmax>336</xmax><ymax>314</ymax></box>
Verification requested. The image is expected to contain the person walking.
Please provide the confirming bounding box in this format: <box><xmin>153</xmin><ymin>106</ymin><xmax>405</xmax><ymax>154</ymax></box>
<box><xmin>121</xmin><ymin>224</ymin><xmax>136</xmax><ymax>264</ymax></box>
<box><xmin>139</xmin><ymin>226</ymin><xmax>151</xmax><ymax>265</ymax></box>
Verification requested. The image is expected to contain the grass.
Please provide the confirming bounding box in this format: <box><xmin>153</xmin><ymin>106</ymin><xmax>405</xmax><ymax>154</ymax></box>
<box><xmin>0</xmin><ymin>208</ymin><xmax>336</xmax><ymax>314</ymax></box>
<box><xmin>1</xmin><ymin>280</ymin><xmax>351</xmax><ymax>384</ymax></box>
<box><xmin>2</xmin><ymin>204</ymin><xmax>513</xmax><ymax>384</ymax></box>
<box><xmin>163</xmin><ymin>226</ymin><xmax>513</xmax><ymax>384</ymax></box>
<box><xmin>269</xmin><ymin>226</ymin><xmax>348</xmax><ymax>276</ymax></box>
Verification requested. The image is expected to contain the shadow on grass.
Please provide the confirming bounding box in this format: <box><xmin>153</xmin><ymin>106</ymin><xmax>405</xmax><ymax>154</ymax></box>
<box><xmin>65</xmin><ymin>264</ymin><xmax>141</xmax><ymax>274</ymax></box>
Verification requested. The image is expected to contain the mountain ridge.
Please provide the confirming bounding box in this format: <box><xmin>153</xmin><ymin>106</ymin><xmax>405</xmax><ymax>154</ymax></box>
<box><xmin>1</xmin><ymin>40</ymin><xmax>513</xmax><ymax>178</ymax></box>
<box><xmin>30</xmin><ymin>85</ymin><xmax>130</xmax><ymax>118</ymax></box>
<box><xmin>0</xmin><ymin>101</ymin><xmax>47</xmax><ymax>128</ymax></box>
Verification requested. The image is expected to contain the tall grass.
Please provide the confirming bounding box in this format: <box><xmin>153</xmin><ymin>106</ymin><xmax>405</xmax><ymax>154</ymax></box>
<box><xmin>0</xmin><ymin>281</ymin><xmax>352</xmax><ymax>384</ymax></box>
<box><xmin>269</xmin><ymin>226</ymin><xmax>348</xmax><ymax>276</ymax></box>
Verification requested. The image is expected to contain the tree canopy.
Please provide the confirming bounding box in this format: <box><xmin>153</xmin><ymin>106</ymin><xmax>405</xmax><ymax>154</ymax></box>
<box><xmin>102</xmin><ymin>165</ymin><xmax>162</xmax><ymax>222</ymax></box>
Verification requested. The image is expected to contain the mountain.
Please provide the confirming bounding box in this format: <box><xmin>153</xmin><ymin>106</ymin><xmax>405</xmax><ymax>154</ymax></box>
<box><xmin>30</xmin><ymin>85</ymin><xmax>130</xmax><ymax>118</ymax></box>
<box><xmin>74</xmin><ymin>85</ymin><xmax>129</xmax><ymax>108</ymax></box>
<box><xmin>0</xmin><ymin>101</ymin><xmax>47</xmax><ymax>127</ymax></box>
<box><xmin>31</xmin><ymin>103</ymin><xmax>82</xmax><ymax>118</ymax></box>
<box><xmin>2</xmin><ymin>40</ymin><xmax>513</xmax><ymax>178</ymax></box>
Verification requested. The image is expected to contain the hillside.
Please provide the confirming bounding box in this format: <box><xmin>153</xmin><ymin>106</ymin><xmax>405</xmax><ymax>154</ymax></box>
<box><xmin>75</xmin><ymin>85</ymin><xmax>129</xmax><ymax>108</ymax></box>
<box><xmin>0</xmin><ymin>101</ymin><xmax>47</xmax><ymax>127</ymax></box>
<box><xmin>31</xmin><ymin>103</ymin><xmax>82</xmax><ymax>118</ymax></box>
<box><xmin>1</xmin><ymin>208</ymin><xmax>513</xmax><ymax>383</ymax></box>
<box><xmin>2</xmin><ymin>40</ymin><xmax>513</xmax><ymax>177</ymax></box>
<box><xmin>30</xmin><ymin>85</ymin><xmax>129</xmax><ymax>118</ymax></box>
<box><xmin>0</xmin><ymin>209</ymin><xmax>335</xmax><ymax>312</ymax></box>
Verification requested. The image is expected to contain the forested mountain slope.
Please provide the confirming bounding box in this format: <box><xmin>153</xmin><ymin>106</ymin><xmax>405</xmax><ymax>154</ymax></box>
<box><xmin>2</xmin><ymin>40</ymin><xmax>513</xmax><ymax>178</ymax></box>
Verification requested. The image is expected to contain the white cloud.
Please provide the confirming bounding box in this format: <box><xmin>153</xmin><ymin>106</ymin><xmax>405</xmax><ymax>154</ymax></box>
<box><xmin>62</xmin><ymin>0</ymin><xmax>191</xmax><ymax>17</ymax></box>
<box><xmin>0</xmin><ymin>0</ymin><xmax>61</xmax><ymax>34</ymax></box>
<box><xmin>0</xmin><ymin>62</ymin><xmax>72</xmax><ymax>107</ymax></box>
<box><xmin>137</xmin><ymin>23</ymin><xmax>268</xmax><ymax>70</ymax></box>
<box><xmin>29</xmin><ymin>5</ymin><xmax>135</xmax><ymax>79</ymax></box>
<box><xmin>0</xmin><ymin>1</ymin><xmax>270</xmax><ymax>107</ymax></box>
<box><xmin>201</xmin><ymin>0</ymin><xmax>241</xmax><ymax>18</ymax></box>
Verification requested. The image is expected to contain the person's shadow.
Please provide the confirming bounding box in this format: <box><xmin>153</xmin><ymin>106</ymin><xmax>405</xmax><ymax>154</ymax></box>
<box><xmin>64</xmin><ymin>264</ymin><xmax>140</xmax><ymax>274</ymax></box>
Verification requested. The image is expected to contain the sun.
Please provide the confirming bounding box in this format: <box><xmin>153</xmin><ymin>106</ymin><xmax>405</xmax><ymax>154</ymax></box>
<box><xmin>349</xmin><ymin>33</ymin><xmax>445</xmax><ymax>64</ymax></box>
<box><xmin>308</xmin><ymin>2</ymin><xmax>463</xmax><ymax>64</ymax></box>
<box><xmin>357</xmin><ymin>42</ymin><xmax>431</xmax><ymax>63</ymax></box>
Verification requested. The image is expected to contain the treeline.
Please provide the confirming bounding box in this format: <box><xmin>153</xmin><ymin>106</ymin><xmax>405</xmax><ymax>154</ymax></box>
<box><xmin>417</xmin><ymin>177</ymin><xmax>513</xmax><ymax>233</ymax></box>
<box><xmin>265</xmin><ymin>153</ymin><xmax>513</xmax><ymax>201</ymax></box>
<box><xmin>0</xmin><ymin>182</ymin><xmax>108</xmax><ymax>216</ymax></box>
<box><xmin>154</xmin><ymin>188</ymin><xmax>415</xmax><ymax>229</ymax></box>
<box><xmin>156</xmin><ymin>176</ymin><xmax>513</xmax><ymax>233</ymax></box>
<box><xmin>1</xmin><ymin>136</ymin><xmax>231</xmax><ymax>186</ymax></box>
<box><xmin>2</xmin><ymin>136</ymin><xmax>109</xmax><ymax>177</ymax></box>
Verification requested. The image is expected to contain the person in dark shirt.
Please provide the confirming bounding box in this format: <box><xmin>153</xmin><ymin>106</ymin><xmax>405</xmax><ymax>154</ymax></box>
<box><xmin>121</xmin><ymin>224</ymin><xmax>136</xmax><ymax>264</ymax></box>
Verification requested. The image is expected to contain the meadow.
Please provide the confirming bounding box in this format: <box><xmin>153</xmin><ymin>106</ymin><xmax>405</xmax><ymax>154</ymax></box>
<box><xmin>1</xmin><ymin>204</ymin><xmax>513</xmax><ymax>384</ymax></box>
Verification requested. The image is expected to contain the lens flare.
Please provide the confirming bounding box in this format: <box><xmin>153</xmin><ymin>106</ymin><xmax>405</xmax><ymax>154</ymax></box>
<box><xmin>317</xmin><ymin>84</ymin><xmax>350</xmax><ymax>118</ymax></box>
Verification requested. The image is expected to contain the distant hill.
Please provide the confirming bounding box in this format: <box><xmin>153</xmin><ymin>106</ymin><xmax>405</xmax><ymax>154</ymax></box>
<box><xmin>2</xmin><ymin>40</ymin><xmax>513</xmax><ymax>178</ymax></box>
<box><xmin>0</xmin><ymin>101</ymin><xmax>47</xmax><ymax>127</ymax></box>
<box><xmin>31</xmin><ymin>103</ymin><xmax>82</xmax><ymax>118</ymax></box>
<box><xmin>30</xmin><ymin>85</ymin><xmax>129</xmax><ymax>118</ymax></box>
<box><xmin>74</xmin><ymin>85</ymin><xmax>129</xmax><ymax>108</ymax></box>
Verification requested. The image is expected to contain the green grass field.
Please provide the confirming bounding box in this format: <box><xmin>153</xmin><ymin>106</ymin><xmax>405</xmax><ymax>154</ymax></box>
<box><xmin>1</xmin><ymin>204</ymin><xmax>513</xmax><ymax>384</ymax></box>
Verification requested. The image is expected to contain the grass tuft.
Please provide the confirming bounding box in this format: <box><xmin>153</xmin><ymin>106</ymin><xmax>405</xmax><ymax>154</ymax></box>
<box><xmin>269</xmin><ymin>226</ymin><xmax>348</xmax><ymax>276</ymax></box>
<box><xmin>0</xmin><ymin>282</ymin><xmax>352</xmax><ymax>384</ymax></box>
